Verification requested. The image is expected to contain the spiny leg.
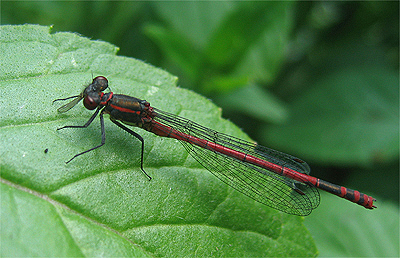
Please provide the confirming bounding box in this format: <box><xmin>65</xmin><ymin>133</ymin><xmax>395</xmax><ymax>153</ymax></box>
<box><xmin>110</xmin><ymin>118</ymin><xmax>152</xmax><ymax>180</ymax></box>
<box><xmin>57</xmin><ymin>107</ymin><xmax>101</xmax><ymax>130</ymax></box>
<box><xmin>57</xmin><ymin>108</ymin><xmax>106</xmax><ymax>163</ymax></box>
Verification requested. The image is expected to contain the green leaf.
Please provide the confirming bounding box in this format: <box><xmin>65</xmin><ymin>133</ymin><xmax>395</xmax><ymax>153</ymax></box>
<box><xmin>143</xmin><ymin>23</ymin><xmax>203</xmax><ymax>83</ymax></box>
<box><xmin>1</xmin><ymin>183</ymin><xmax>147</xmax><ymax>257</ymax></box>
<box><xmin>305</xmin><ymin>192</ymin><xmax>399</xmax><ymax>257</ymax></box>
<box><xmin>0</xmin><ymin>25</ymin><xmax>317</xmax><ymax>257</ymax></box>
<box><xmin>152</xmin><ymin>1</ymin><xmax>234</xmax><ymax>50</ymax></box>
<box><xmin>215</xmin><ymin>83</ymin><xmax>289</xmax><ymax>124</ymax></box>
<box><xmin>262</xmin><ymin>67</ymin><xmax>399</xmax><ymax>166</ymax></box>
<box><xmin>205</xmin><ymin>1</ymin><xmax>293</xmax><ymax>81</ymax></box>
<box><xmin>148</xmin><ymin>2</ymin><xmax>294</xmax><ymax>94</ymax></box>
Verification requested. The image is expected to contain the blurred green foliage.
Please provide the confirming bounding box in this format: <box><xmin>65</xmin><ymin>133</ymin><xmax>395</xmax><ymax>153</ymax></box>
<box><xmin>2</xmin><ymin>0</ymin><xmax>397</xmax><ymax>203</ymax></box>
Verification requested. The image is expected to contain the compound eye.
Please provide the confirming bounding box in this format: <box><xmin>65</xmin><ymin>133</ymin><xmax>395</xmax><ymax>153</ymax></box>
<box><xmin>94</xmin><ymin>76</ymin><xmax>108</xmax><ymax>82</ymax></box>
<box><xmin>84</xmin><ymin>95</ymin><xmax>98</xmax><ymax>110</ymax></box>
<box><xmin>93</xmin><ymin>76</ymin><xmax>108</xmax><ymax>91</ymax></box>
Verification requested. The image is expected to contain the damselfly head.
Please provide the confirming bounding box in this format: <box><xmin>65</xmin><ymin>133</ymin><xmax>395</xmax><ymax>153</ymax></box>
<box><xmin>53</xmin><ymin>76</ymin><xmax>110</xmax><ymax>113</ymax></box>
<box><xmin>82</xmin><ymin>76</ymin><xmax>109</xmax><ymax>110</ymax></box>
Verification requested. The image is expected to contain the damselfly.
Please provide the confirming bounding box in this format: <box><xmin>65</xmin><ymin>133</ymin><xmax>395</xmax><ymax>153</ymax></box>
<box><xmin>53</xmin><ymin>76</ymin><xmax>376</xmax><ymax>216</ymax></box>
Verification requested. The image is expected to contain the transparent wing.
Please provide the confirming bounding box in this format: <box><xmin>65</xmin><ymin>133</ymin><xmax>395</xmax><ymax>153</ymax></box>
<box><xmin>154</xmin><ymin>109</ymin><xmax>320</xmax><ymax>216</ymax></box>
<box><xmin>54</xmin><ymin>95</ymin><xmax>83</xmax><ymax>113</ymax></box>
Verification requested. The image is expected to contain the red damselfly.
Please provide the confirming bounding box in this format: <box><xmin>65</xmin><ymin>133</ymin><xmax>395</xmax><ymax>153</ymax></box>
<box><xmin>53</xmin><ymin>76</ymin><xmax>376</xmax><ymax>216</ymax></box>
